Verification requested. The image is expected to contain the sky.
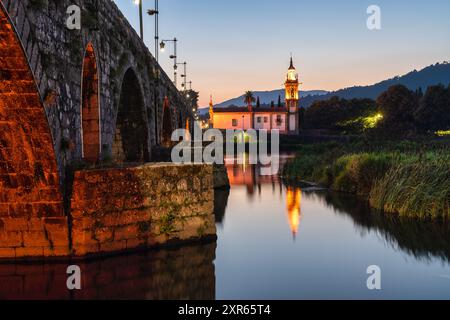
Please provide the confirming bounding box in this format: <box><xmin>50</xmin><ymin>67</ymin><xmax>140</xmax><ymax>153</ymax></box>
<box><xmin>113</xmin><ymin>0</ymin><xmax>450</xmax><ymax>107</ymax></box>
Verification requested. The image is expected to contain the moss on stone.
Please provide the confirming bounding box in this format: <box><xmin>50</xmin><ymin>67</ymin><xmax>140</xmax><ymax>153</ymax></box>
<box><xmin>196</xmin><ymin>222</ymin><xmax>208</xmax><ymax>237</ymax></box>
<box><xmin>159</xmin><ymin>212</ymin><xmax>177</xmax><ymax>235</ymax></box>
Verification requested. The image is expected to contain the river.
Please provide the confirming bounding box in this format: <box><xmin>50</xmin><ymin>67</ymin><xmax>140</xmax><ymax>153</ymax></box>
<box><xmin>0</xmin><ymin>154</ymin><xmax>449</xmax><ymax>299</ymax></box>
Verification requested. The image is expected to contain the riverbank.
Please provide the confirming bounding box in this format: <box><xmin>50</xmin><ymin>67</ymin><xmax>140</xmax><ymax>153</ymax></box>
<box><xmin>282</xmin><ymin>139</ymin><xmax>450</xmax><ymax>219</ymax></box>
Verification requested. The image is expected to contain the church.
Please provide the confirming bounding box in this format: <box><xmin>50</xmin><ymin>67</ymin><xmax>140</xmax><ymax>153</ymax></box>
<box><xmin>209</xmin><ymin>57</ymin><xmax>300</xmax><ymax>134</ymax></box>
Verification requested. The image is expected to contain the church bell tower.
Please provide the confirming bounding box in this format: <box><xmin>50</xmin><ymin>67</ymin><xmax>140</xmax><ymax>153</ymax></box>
<box><xmin>209</xmin><ymin>95</ymin><xmax>214</xmax><ymax>128</ymax></box>
<box><xmin>285</xmin><ymin>56</ymin><xmax>300</xmax><ymax>134</ymax></box>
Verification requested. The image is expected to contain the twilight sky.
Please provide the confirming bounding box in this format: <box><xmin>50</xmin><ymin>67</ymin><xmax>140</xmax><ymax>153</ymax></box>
<box><xmin>113</xmin><ymin>0</ymin><xmax>450</xmax><ymax>107</ymax></box>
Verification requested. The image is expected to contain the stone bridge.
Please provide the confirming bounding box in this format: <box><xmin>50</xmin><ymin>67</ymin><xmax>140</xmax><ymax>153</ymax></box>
<box><xmin>0</xmin><ymin>0</ymin><xmax>211</xmax><ymax>260</ymax></box>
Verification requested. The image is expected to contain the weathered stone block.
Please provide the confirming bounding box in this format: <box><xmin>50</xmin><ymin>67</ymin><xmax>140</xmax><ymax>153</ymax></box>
<box><xmin>22</xmin><ymin>230</ymin><xmax>49</xmax><ymax>247</ymax></box>
<box><xmin>0</xmin><ymin>230</ymin><xmax>23</xmax><ymax>247</ymax></box>
<box><xmin>15</xmin><ymin>246</ymin><xmax>44</xmax><ymax>258</ymax></box>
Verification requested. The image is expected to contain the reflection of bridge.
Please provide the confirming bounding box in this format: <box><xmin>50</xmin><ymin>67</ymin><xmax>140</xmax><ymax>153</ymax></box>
<box><xmin>0</xmin><ymin>242</ymin><xmax>216</xmax><ymax>299</ymax></box>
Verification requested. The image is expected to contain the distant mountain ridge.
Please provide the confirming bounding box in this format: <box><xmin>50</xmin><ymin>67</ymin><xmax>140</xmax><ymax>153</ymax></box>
<box><xmin>201</xmin><ymin>62</ymin><xmax>450</xmax><ymax>111</ymax></box>
<box><xmin>300</xmin><ymin>61</ymin><xmax>450</xmax><ymax>108</ymax></box>
<box><xmin>213</xmin><ymin>90</ymin><xmax>328</xmax><ymax>109</ymax></box>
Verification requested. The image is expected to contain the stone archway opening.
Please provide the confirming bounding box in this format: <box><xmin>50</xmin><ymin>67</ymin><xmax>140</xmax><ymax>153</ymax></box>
<box><xmin>162</xmin><ymin>96</ymin><xmax>173</xmax><ymax>147</ymax></box>
<box><xmin>81</xmin><ymin>43</ymin><xmax>100</xmax><ymax>163</ymax></box>
<box><xmin>112</xmin><ymin>68</ymin><xmax>150</xmax><ymax>163</ymax></box>
<box><xmin>0</xmin><ymin>5</ymin><xmax>63</xmax><ymax>217</ymax></box>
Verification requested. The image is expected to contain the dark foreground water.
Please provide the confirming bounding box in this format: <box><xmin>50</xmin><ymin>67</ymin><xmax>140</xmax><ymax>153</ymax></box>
<box><xmin>1</xmin><ymin>155</ymin><xmax>449</xmax><ymax>299</ymax></box>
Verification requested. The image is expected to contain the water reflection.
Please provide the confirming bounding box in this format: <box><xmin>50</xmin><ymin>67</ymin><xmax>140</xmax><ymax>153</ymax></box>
<box><xmin>286</xmin><ymin>188</ymin><xmax>302</xmax><ymax>239</ymax></box>
<box><xmin>0</xmin><ymin>242</ymin><xmax>216</xmax><ymax>300</ymax></box>
<box><xmin>224</xmin><ymin>154</ymin><xmax>300</xmax><ymax>237</ymax></box>
<box><xmin>216</xmin><ymin>155</ymin><xmax>450</xmax><ymax>299</ymax></box>
<box><xmin>222</xmin><ymin>153</ymin><xmax>450</xmax><ymax>264</ymax></box>
<box><xmin>317</xmin><ymin>192</ymin><xmax>450</xmax><ymax>263</ymax></box>
<box><xmin>225</xmin><ymin>154</ymin><xmax>287</xmax><ymax>198</ymax></box>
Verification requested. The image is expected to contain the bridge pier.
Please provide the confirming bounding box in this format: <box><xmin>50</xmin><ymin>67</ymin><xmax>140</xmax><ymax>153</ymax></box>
<box><xmin>0</xmin><ymin>163</ymin><xmax>215</xmax><ymax>260</ymax></box>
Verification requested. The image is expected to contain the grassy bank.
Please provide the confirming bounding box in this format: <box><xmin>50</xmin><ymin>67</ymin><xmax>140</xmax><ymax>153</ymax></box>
<box><xmin>282</xmin><ymin>140</ymin><xmax>450</xmax><ymax>219</ymax></box>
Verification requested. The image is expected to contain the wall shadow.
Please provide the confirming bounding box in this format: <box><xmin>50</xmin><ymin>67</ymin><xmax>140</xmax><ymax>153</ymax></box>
<box><xmin>214</xmin><ymin>188</ymin><xmax>230</xmax><ymax>225</ymax></box>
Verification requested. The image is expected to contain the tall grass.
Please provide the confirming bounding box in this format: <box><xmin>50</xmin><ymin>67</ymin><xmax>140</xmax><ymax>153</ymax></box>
<box><xmin>283</xmin><ymin>140</ymin><xmax>450</xmax><ymax>219</ymax></box>
<box><xmin>369</xmin><ymin>155</ymin><xmax>450</xmax><ymax>219</ymax></box>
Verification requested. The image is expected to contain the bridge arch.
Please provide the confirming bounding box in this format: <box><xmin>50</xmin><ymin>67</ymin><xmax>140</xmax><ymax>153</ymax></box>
<box><xmin>81</xmin><ymin>42</ymin><xmax>100</xmax><ymax>163</ymax></box>
<box><xmin>0</xmin><ymin>4</ymin><xmax>63</xmax><ymax>216</ymax></box>
<box><xmin>112</xmin><ymin>68</ymin><xmax>150</xmax><ymax>163</ymax></box>
<box><xmin>162</xmin><ymin>96</ymin><xmax>173</xmax><ymax>147</ymax></box>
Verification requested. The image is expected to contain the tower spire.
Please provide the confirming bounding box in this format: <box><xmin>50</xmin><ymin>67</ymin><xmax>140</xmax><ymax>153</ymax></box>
<box><xmin>289</xmin><ymin>54</ymin><xmax>295</xmax><ymax>70</ymax></box>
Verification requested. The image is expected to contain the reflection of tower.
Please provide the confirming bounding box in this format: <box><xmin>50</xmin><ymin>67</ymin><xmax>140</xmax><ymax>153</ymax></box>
<box><xmin>285</xmin><ymin>56</ymin><xmax>300</xmax><ymax>134</ymax></box>
<box><xmin>209</xmin><ymin>95</ymin><xmax>214</xmax><ymax>128</ymax></box>
<box><xmin>286</xmin><ymin>187</ymin><xmax>302</xmax><ymax>239</ymax></box>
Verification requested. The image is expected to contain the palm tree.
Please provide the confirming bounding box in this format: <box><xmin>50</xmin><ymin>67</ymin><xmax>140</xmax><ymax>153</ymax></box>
<box><xmin>244</xmin><ymin>91</ymin><xmax>255</xmax><ymax>110</ymax></box>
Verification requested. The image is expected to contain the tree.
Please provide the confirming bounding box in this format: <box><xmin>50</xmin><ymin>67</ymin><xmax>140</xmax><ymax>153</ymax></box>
<box><xmin>256</xmin><ymin>96</ymin><xmax>260</xmax><ymax>108</ymax></box>
<box><xmin>277</xmin><ymin>95</ymin><xmax>282</xmax><ymax>108</ymax></box>
<box><xmin>376</xmin><ymin>84</ymin><xmax>418</xmax><ymax>136</ymax></box>
<box><xmin>304</xmin><ymin>96</ymin><xmax>376</xmax><ymax>131</ymax></box>
<box><xmin>270</xmin><ymin>100</ymin><xmax>275</xmax><ymax>109</ymax></box>
<box><xmin>414</xmin><ymin>84</ymin><xmax>450</xmax><ymax>132</ymax></box>
<box><xmin>244</xmin><ymin>91</ymin><xmax>255</xmax><ymax>109</ymax></box>
<box><xmin>299</xmin><ymin>106</ymin><xmax>305</xmax><ymax>128</ymax></box>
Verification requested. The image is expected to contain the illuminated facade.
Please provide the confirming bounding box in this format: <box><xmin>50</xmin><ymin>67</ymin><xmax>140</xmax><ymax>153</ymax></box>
<box><xmin>211</xmin><ymin>57</ymin><xmax>301</xmax><ymax>134</ymax></box>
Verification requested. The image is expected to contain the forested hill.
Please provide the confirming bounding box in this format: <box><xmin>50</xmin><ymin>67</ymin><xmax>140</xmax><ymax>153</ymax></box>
<box><xmin>300</xmin><ymin>62</ymin><xmax>450</xmax><ymax>108</ymax></box>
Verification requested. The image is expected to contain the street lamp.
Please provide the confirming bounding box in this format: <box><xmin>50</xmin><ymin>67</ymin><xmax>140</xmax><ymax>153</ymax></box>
<box><xmin>160</xmin><ymin>38</ymin><xmax>178</xmax><ymax>88</ymax></box>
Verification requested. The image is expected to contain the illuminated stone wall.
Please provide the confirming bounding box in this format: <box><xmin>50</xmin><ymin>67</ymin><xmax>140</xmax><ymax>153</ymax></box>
<box><xmin>0</xmin><ymin>163</ymin><xmax>215</xmax><ymax>260</ymax></box>
<box><xmin>0</xmin><ymin>2</ymin><xmax>68</xmax><ymax>260</ymax></box>
<box><xmin>70</xmin><ymin>163</ymin><xmax>216</xmax><ymax>256</ymax></box>
<box><xmin>0</xmin><ymin>0</ymin><xmax>190</xmax><ymax>187</ymax></box>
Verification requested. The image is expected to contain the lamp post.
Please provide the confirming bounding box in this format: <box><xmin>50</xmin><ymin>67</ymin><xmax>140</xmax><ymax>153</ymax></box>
<box><xmin>133</xmin><ymin>0</ymin><xmax>144</xmax><ymax>40</ymax></box>
<box><xmin>147</xmin><ymin>0</ymin><xmax>159</xmax><ymax>63</ymax></box>
<box><xmin>147</xmin><ymin>1</ymin><xmax>161</xmax><ymax>144</ymax></box>
<box><xmin>177</xmin><ymin>62</ymin><xmax>187</xmax><ymax>91</ymax></box>
<box><xmin>160</xmin><ymin>38</ymin><xmax>178</xmax><ymax>88</ymax></box>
